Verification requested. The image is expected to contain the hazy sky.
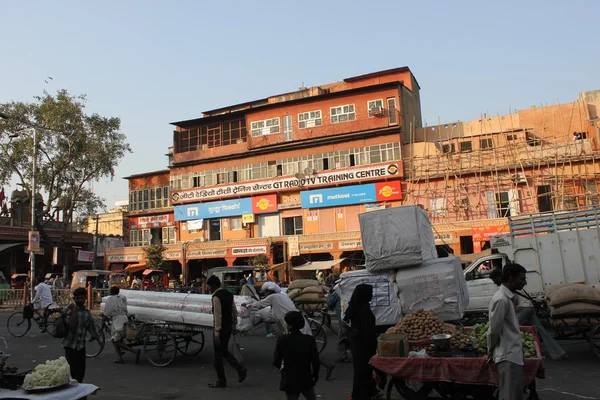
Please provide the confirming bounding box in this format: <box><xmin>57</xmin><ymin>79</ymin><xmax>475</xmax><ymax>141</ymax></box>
<box><xmin>1</xmin><ymin>0</ymin><xmax>597</xmax><ymax>209</ymax></box>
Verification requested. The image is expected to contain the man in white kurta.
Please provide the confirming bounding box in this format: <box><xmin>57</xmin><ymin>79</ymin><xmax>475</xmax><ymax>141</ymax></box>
<box><xmin>32</xmin><ymin>278</ymin><xmax>54</xmax><ymax>313</ymax></box>
<box><xmin>247</xmin><ymin>282</ymin><xmax>312</xmax><ymax>336</ymax></box>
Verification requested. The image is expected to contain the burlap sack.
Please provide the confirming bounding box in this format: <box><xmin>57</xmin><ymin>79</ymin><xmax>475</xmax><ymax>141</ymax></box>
<box><xmin>287</xmin><ymin>288</ymin><xmax>302</xmax><ymax>300</ymax></box>
<box><xmin>294</xmin><ymin>293</ymin><xmax>327</xmax><ymax>304</ymax></box>
<box><xmin>550</xmin><ymin>301</ymin><xmax>600</xmax><ymax>316</ymax></box>
<box><xmin>288</xmin><ymin>279</ymin><xmax>321</xmax><ymax>290</ymax></box>
<box><xmin>302</xmin><ymin>285</ymin><xmax>327</xmax><ymax>295</ymax></box>
<box><xmin>547</xmin><ymin>284</ymin><xmax>600</xmax><ymax>307</ymax></box>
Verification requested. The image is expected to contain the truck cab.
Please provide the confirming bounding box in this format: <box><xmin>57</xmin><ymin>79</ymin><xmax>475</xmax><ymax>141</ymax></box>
<box><xmin>463</xmin><ymin>253</ymin><xmax>508</xmax><ymax>314</ymax></box>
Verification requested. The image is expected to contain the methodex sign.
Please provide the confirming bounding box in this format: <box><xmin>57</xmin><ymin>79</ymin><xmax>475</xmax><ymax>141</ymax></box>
<box><xmin>171</xmin><ymin>163</ymin><xmax>400</xmax><ymax>204</ymax></box>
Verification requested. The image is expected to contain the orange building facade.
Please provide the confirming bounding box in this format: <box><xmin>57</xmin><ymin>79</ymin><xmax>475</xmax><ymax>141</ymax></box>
<box><xmin>105</xmin><ymin>67</ymin><xmax>600</xmax><ymax>283</ymax></box>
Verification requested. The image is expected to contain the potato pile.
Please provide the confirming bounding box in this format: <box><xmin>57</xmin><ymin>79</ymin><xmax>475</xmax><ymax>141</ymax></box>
<box><xmin>386</xmin><ymin>309</ymin><xmax>452</xmax><ymax>341</ymax></box>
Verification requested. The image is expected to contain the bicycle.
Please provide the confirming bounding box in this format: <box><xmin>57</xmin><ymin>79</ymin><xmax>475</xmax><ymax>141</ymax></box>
<box><xmin>85</xmin><ymin>315</ymin><xmax>109</xmax><ymax>358</ymax></box>
<box><xmin>297</xmin><ymin>307</ymin><xmax>331</xmax><ymax>354</ymax></box>
<box><xmin>7</xmin><ymin>304</ymin><xmax>64</xmax><ymax>338</ymax></box>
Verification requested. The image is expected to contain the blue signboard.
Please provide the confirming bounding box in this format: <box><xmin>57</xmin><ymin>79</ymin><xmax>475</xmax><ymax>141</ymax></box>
<box><xmin>300</xmin><ymin>184</ymin><xmax>377</xmax><ymax>209</ymax></box>
<box><xmin>174</xmin><ymin>198</ymin><xmax>252</xmax><ymax>221</ymax></box>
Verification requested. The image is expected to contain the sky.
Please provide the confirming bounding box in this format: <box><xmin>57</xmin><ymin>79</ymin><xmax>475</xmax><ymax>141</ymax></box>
<box><xmin>1</xmin><ymin>0</ymin><xmax>598</xmax><ymax>209</ymax></box>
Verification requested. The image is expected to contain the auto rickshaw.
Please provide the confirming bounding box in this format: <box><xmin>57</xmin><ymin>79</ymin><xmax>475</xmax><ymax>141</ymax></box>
<box><xmin>142</xmin><ymin>269</ymin><xmax>165</xmax><ymax>290</ymax></box>
<box><xmin>10</xmin><ymin>274</ymin><xmax>28</xmax><ymax>289</ymax></box>
<box><xmin>70</xmin><ymin>270</ymin><xmax>128</xmax><ymax>290</ymax></box>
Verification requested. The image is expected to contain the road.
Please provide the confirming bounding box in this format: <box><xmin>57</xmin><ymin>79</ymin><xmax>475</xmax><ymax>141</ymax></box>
<box><xmin>0</xmin><ymin>313</ymin><xmax>599</xmax><ymax>400</ymax></box>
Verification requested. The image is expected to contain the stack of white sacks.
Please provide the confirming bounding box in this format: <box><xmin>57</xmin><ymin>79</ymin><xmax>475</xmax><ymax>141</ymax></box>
<box><xmin>546</xmin><ymin>284</ymin><xmax>600</xmax><ymax>318</ymax></box>
<box><xmin>101</xmin><ymin>290</ymin><xmax>256</xmax><ymax>332</ymax></box>
<box><xmin>348</xmin><ymin>205</ymin><xmax>469</xmax><ymax>323</ymax></box>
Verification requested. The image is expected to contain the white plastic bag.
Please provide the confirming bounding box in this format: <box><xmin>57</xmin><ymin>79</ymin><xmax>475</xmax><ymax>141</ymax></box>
<box><xmin>228</xmin><ymin>335</ymin><xmax>243</xmax><ymax>364</ymax></box>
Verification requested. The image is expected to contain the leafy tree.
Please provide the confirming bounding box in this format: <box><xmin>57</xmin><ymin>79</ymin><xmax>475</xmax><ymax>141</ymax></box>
<box><xmin>0</xmin><ymin>90</ymin><xmax>131</xmax><ymax>248</ymax></box>
<box><xmin>248</xmin><ymin>253</ymin><xmax>269</xmax><ymax>267</ymax></box>
<box><xmin>143</xmin><ymin>244</ymin><xmax>166</xmax><ymax>270</ymax></box>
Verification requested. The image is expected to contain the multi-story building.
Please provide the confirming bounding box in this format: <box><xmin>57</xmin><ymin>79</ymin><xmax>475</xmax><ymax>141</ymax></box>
<box><xmin>104</xmin><ymin>67</ymin><xmax>599</xmax><ymax>283</ymax></box>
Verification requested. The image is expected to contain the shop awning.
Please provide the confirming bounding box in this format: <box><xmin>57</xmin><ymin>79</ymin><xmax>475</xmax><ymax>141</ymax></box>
<box><xmin>143</xmin><ymin>269</ymin><xmax>163</xmax><ymax>276</ymax></box>
<box><xmin>125</xmin><ymin>263</ymin><xmax>147</xmax><ymax>273</ymax></box>
<box><xmin>0</xmin><ymin>243</ymin><xmax>26</xmax><ymax>254</ymax></box>
<box><xmin>459</xmin><ymin>249</ymin><xmax>492</xmax><ymax>265</ymax></box>
<box><xmin>270</xmin><ymin>262</ymin><xmax>289</xmax><ymax>272</ymax></box>
<box><xmin>293</xmin><ymin>259</ymin><xmax>345</xmax><ymax>271</ymax></box>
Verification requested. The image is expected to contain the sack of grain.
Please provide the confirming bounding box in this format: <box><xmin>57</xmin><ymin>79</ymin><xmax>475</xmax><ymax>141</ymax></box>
<box><xmin>547</xmin><ymin>284</ymin><xmax>600</xmax><ymax>307</ymax></box>
<box><xmin>550</xmin><ymin>301</ymin><xmax>600</xmax><ymax>316</ymax></box>
<box><xmin>294</xmin><ymin>293</ymin><xmax>327</xmax><ymax>304</ymax></box>
<box><xmin>287</xmin><ymin>288</ymin><xmax>302</xmax><ymax>300</ymax></box>
<box><xmin>289</xmin><ymin>279</ymin><xmax>321</xmax><ymax>290</ymax></box>
<box><xmin>302</xmin><ymin>285</ymin><xmax>328</xmax><ymax>295</ymax></box>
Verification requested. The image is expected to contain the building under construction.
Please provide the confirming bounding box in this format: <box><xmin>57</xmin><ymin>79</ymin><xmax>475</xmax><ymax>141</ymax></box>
<box><xmin>405</xmin><ymin>89</ymin><xmax>600</xmax><ymax>254</ymax></box>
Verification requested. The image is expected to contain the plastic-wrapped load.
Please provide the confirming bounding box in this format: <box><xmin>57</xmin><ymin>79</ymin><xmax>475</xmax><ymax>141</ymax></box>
<box><xmin>101</xmin><ymin>290</ymin><xmax>255</xmax><ymax>332</ymax></box>
<box><xmin>339</xmin><ymin>269</ymin><xmax>402</xmax><ymax>326</ymax></box>
<box><xmin>395</xmin><ymin>256</ymin><xmax>469</xmax><ymax>321</ymax></box>
<box><xmin>359</xmin><ymin>205</ymin><xmax>437</xmax><ymax>272</ymax></box>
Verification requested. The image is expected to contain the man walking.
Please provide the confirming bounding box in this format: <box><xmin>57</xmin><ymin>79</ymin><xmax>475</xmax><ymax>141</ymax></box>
<box><xmin>207</xmin><ymin>275</ymin><xmax>247</xmax><ymax>389</ymax></box>
<box><xmin>63</xmin><ymin>288</ymin><xmax>101</xmax><ymax>383</ymax></box>
<box><xmin>487</xmin><ymin>263</ymin><xmax>527</xmax><ymax>400</ymax></box>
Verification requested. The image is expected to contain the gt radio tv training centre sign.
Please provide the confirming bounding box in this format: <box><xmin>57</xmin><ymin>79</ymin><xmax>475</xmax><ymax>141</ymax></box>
<box><xmin>171</xmin><ymin>163</ymin><xmax>400</xmax><ymax>203</ymax></box>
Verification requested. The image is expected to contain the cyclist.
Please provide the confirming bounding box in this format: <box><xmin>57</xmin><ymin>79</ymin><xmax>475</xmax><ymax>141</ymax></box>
<box><xmin>32</xmin><ymin>277</ymin><xmax>54</xmax><ymax>320</ymax></box>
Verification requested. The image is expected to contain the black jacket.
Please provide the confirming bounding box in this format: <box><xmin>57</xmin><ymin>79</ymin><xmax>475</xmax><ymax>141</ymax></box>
<box><xmin>273</xmin><ymin>332</ymin><xmax>320</xmax><ymax>393</ymax></box>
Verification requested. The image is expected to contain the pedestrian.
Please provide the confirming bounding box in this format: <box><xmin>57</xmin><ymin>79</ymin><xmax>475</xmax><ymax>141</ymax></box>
<box><xmin>103</xmin><ymin>286</ymin><xmax>140</xmax><ymax>364</ymax></box>
<box><xmin>247</xmin><ymin>274</ymin><xmax>255</xmax><ymax>286</ymax></box>
<box><xmin>162</xmin><ymin>272</ymin><xmax>170</xmax><ymax>288</ymax></box>
<box><xmin>273</xmin><ymin>311</ymin><xmax>320</xmax><ymax>400</ymax></box>
<box><xmin>487</xmin><ymin>263</ymin><xmax>527</xmax><ymax>400</ymax></box>
<box><xmin>344</xmin><ymin>284</ymin><xmax>378</xmax><ymax>400</ymax></box>
<box><xmin>63</xmin><ymin>288</ymin><xmax>101</xmax><ymax>383</ymax></box>
<box><xmin>489</xmin><ymin>268</ymin><xmax>568</xmax><ymax>361</ymax></box>
<box><xmin>327</xmin><ymin>284</ymin><xmax>350</xmax><ymax>363</ymax></box>
<box><xmin>207</xmin><ymin>275</ymin><xmax>247</xmax><ymax>389</ymax></box>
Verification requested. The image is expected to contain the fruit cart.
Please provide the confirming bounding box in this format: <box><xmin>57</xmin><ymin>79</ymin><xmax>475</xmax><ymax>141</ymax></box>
<box><xmin>370</xmin><ymin>326</ymin><xmax>545</xmax><ymax>400</ymax></box>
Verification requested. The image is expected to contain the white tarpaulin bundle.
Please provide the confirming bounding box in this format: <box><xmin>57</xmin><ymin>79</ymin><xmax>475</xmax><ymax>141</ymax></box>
<box><xmin>359</xmin><ymin>205</ymin><xmax>437</xmax><ymax>272</ymax></box>
<box><xmin>101</xmin><ymin>290</ymin><xmax>255</xmax><ymax>332</ymax></box>
<box><xmin>339</xmin><ymin>269</ymin><xmax>402</xmax><ymax>326</ymax></box>
<box><xmin>395</xmin><ymin>256</ymin><xmax>469</xmax><ymax>321</ymax></box>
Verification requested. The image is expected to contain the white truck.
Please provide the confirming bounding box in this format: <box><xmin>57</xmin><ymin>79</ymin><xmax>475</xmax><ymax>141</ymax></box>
<box><xmin>463</xmin><ymin>206</ymin><xmax>600</xmax><ymax>314</ymax></box>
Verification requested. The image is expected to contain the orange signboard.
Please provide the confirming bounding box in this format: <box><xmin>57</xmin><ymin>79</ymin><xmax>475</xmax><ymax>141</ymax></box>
<box><xmin>375</xmin><ymin>180</ymin><xmax>403</xmax><ymax>201</ymax></box>
<box><xmin>279</xmin><ymin>192</ymin><xmax>301</xmax><ymax>209</ymax></box>
<box><xmin>252</xmin><ymin>194</ymin><xmax>278</xmax><ymax>214</ymax></box>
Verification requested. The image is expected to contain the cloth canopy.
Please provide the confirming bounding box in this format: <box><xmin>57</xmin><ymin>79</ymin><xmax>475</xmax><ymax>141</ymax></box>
<box><xmin>270</xmin><ymin>262</ymin><xmax>289</xmax><ymax>272</ymax></box>
<box><xmin>125</xmin><ymin>263</ymin><xmax>147</xmax><ymax>273</ymax></box>
<box><xmin>459</xmin><ymin>249</ymin><xmax>492</xmax><ymax>264</ymax></box>
<box><xmin>143</xmin><ymin>269</ymin><xmax>163</xmax><ymax>276</ymax></box>
<box><xmin>292</xmin><ymin>259</ymin><xmax>345</xmax><ymax>271</ymax></box>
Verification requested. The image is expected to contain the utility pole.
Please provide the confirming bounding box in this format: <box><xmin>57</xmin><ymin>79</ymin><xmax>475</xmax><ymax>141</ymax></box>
<box><xmin>92</xmin><ymin>215</ymin><xmax>99</xmax><ymax>269</ymax></box>
<box><xmin>30</xmin><ymin>128</ymin><xmax>38</xmax><ymax>301</ymax></box>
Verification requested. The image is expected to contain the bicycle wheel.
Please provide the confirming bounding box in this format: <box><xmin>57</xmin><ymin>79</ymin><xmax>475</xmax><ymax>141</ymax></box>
<box><xmin>144</xmin><ymin>328</ymin><xmax>177</xmax><ymax>367</ymax></box>
<box><xmin>86</xmin><ymin>323</ymin><xmax>105</xmax><ymax>358</ymax></box>
<box><xmin>7</xmin><ymin>312</ymin><xmax>31</xmax><ymax>337</ymax></box>
<box><xmin>44</xmin><ymin>309</ymin><xmax>63</xmax><ymax>337</ymax></box>
<box><xmin>309</xmin><ymin>319</ymin><xmax>327</xmax><ymax>354</ymax></box>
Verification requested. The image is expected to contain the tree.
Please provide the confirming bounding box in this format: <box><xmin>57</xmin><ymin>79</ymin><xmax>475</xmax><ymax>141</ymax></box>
<box><xmin>248</xmin><ymin>253</ymin><xmax>269</xmax><ymax>267</ymax></box>
<box><xmin>143</xmin><ymin>244</ymin><xmax>166</xmax><ymax>270</ymax></box>
<box><xmin>0</xmin><ymin>90</ymin><xmax>132</xmax><ymax>248</ymax></box>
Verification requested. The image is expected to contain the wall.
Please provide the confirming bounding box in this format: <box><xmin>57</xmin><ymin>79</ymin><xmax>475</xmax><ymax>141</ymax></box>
<box><xmin>86</xmin><ymin>211</ymin><xmax>127</xmax><ymax>237</ymax></box>
<box><xmin>128</xmin><ymin>171</ymin><xmax>170</xmax><ymax>191</ymax></box>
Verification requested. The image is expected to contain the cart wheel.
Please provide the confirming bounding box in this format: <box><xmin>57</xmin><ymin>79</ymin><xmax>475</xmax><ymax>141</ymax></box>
<box><xmin>589</xmin><ymin>324</ymin><xmax>600</xmax><ymax>359</ymax></box>
<box><xmin>86</xmin><ymin>326</ymin><xmax>105</xmax><ymax>358</ymax></box>
<box><xmin>176</xmin><ymin>331</ymin><xmax>205</xmax><ymax>356</ymax></box>
<box><xmin>308</xmin><ymin>319</ymin><xmax>327</xmax><ymax>354</ymax></box>
<box><xmin>144</xmin><ymin>329</ymin><xmax>177</xmax><ymax>367</ymax></box>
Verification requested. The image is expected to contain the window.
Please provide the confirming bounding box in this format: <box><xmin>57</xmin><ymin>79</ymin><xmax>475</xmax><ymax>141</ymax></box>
<box><xmin>330</xmin><ymin>104</ymin><xmax>356</xmax><ymax>124</ymax></box>
<box><xmin>162</xmin><ymin>227</ymin><xmax>176</xmax><ymax>244</ymax></box>
<box><xmin>209</xmin><ymin>220</ymin><xmax>221</xmax><ymax>241</ymax></box>
<box><xmin>526</xmin><ymin>131</ymin><xmax>542</xmax><ymax>146</ymax></box>
<box><xmin>322</xmin><ymin>158</ymin><xmax>329</xmax><ymax>170</ymax></box>
<box><xmin>128</xmin><ymin>186</ymin><xmax>169</xmax><ymax>211</ymax></box>
<box><xmin>131</xmin><ymin>192</ymin><xmax>137</xmax><ymax>212</ymax></box>
<box><xmin>143</xmin><ymin>190</ymin><xmax>149</xmax><ymax>210</ymax></box>
<box><xmin>537</xmin><ymin>185</ymin><xmax>553</xmax><ymax>212</ymax></box>
<box><xmin>150</xmin><ymin>189</ymin><xmax>155</xmax><ymax>209</ymax></box>
<box><xmin>480</xmin><ymin>138</ymin><xmax>493</xmax><ymax>149</ymax></box>
<box><xmin>368</xmin><ymin>99</ymin><xmax>384</xmax><ymax>117</ymax></box>
<box><xmin>283</xmin><ymin>115</ymin><xmax>293</xmax><ymax>141</ymax></box>
<box><xmin>142</xmin><ymin>229</ymin><xmax>151</xmax><ymax>246</ymax></box>
<box><xmin>349</xmin><ymin>154</ymin><xmax>356</xmax><ymax>167</ymax></box>
<box><xmin>298</xmin><ymin>110</ymin><xmax>322</xmax><ymax>129</ymax></box>
<box><xmin>460</xmin><ymin>141</ymin><xmax>473</xmax><ymax>152</ymax></box>
<box><xmin>251</xmin><ymin>118</ymin><xmax>280</xmax><ymax>137</ymax></box>
<box><xmin>283</xmin><ymin>216</ymin><xmax>303</xmax><ymax>235</ymax></box>
<box><xmin>176</xmin><ymin>119</ymin><xmax>247</xmax><ymax>153</ymax></box>
<box><xmin>507</xmin><ymin>134</ymin><xmax>518</xmax><ymax>141</ymax></box>
<box><xmin>387</xmin><ymin>98</ymin><xmax>397</xmax><ymax>125</ymax></box>
<box><xmin>442</xmin><ymin>143</ymin><xmax>455</xmax><ymax>154</ymax></box>
<box><xmin>487</xmin><ymin>190</ymin><xmax>520</xmax><ymax>218</ymax></box>
<box><xmin>230</xmin><ymin>218</ymin><xmax>242</xmax><ymax>230</ymax></box>
<box><xmin>430</xmin><ymin>198</ymin><xmax>447</xmax><ymax>217</ymax></box>
<box><xmin>163</xmin><ymin>187</ymin><xmax>169</xmax><ymax>207</ymax></box>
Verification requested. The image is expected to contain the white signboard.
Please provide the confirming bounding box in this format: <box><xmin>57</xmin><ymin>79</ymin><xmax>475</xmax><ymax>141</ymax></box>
<box><xmin>231</xmin><ymin>246</ymin><xmax>267</xmax><ymax>256</ymax></box>
<box><xmin>288</xmin><ymin>236</ymin><xmax>300</xmax><ymax>257</ymax></box>
<box><xmin>163</xmin><ymin>252</ymin><xmax>182</xmax><ymax>260</ymax></box>
<box><xmin>108</xmin><ymin>254</ymin><xmax>143</xmax><ymax>262</ymax></box>
<box><xmin>339</xmin><ymin>240</ymin><xmax>362</xmax><ymax>250</ymax></box>
<box><xmin>299</xmin><ymin>242</ymin><xmax>334</xmax><ymax>251</ymax></box>
<box><xmin>187</xmin><ymin>249</ymin><xmax>228</xmax><ymax>258</ymax></box>
<box><xmin>171</xmin><ymin>163</ymin><xmax>400</xmax><ymax>203</ymax></box>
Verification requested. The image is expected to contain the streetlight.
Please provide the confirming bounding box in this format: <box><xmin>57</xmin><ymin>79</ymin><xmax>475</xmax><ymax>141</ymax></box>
<box><xmin>0</xmin><ymin>112</ymin><xmax>71</xmax><ymax>300</ymax></box>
